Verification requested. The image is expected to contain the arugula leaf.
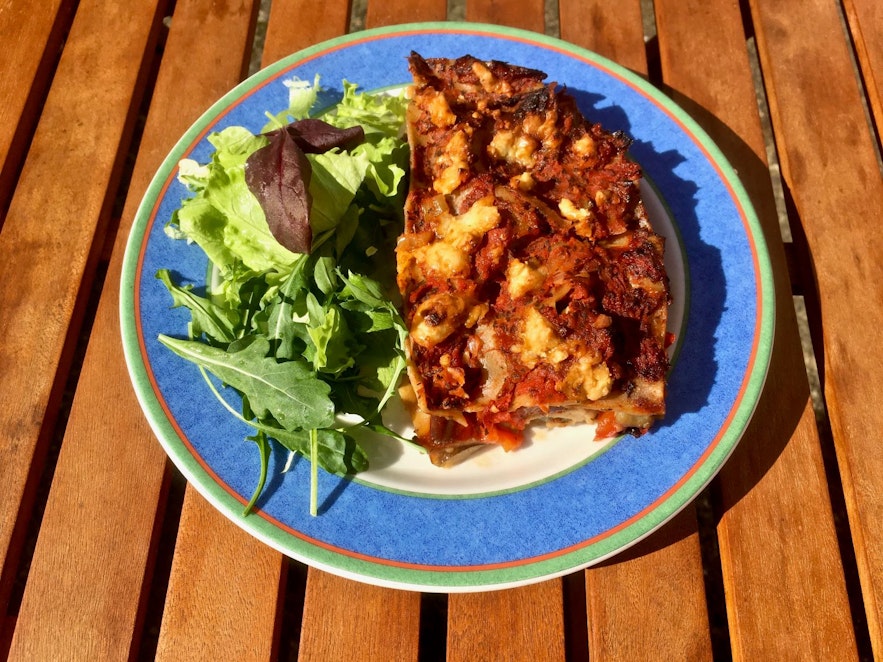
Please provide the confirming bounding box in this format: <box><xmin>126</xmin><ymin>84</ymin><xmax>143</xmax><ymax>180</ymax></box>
<box><xmin>155</xmin><ymin>269</ymin><xmax>237</xmax><ymax>343</ymax></box>
<box><xmin>266</xmin><ymin>256</ymin><xmax>311</xmax><ymax>359</ymax></box>
<box><xmin>158</xmin><ymin>335</ymin><xmax>335</xmax><ymax>431</ymax></box>
<box><xmin>269</xmin><ymin>426</ymin><xmax>368</xmax><ymax>475</ymax></box>
<box><xmin>243</xmin><ymin>431</ymin><xmax>271</xmax><ymax>516</ymax></box>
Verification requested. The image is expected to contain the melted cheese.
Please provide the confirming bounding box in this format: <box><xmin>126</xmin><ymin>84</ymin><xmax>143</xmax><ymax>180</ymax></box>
<box><xmin>558</xmin><ymin>198</ymin><xmax>590</xmax><ymax>221</ymax></box>
<box><xmin>522</xmin><ymin>109</ymin><xmax>560</xmax><ymax>151</ymax></box>
<box><xmin>426</xmin><ymin>89</ymin><xmax>456</xmax><ymax>127</ymax></box>
<box><xmin>506</xmin><ymin>258</ymin><xmax>545</xmax><ymax>298</ymax></box>
<box><xmin>560</xmin><ymin>356</ymin><xmax>612</xmax><ymax>400</ymax></box>
<box><xmin>572</xmin><ymin>133</ymin><xmax>596</xmax><ymax>156</ymax></box>
<box><xmin>434</xmin><ymin>130</ymin><xmax>469</xmax><ymax>194</ymax></box>
<box><xmin>518</xmin><ymin>307</ymin><xmax>569</xmax><ymax>368</ymax></box>
<box><xmin>411</xmin><ymin>292</ymin><xmax>467</xmax><ymax>348</ymax></box>
<box><xmin>417</xmin><ymin>241</ymin><xmax>470</xmax><ymax>277</ymax></box>
<box><xmin>558</xmin><ymin>198</ymin><xmax>595</xmax><ymax>238</ymax></box>
<box><xmin>471</xmin><ymin>61</ymin><xmax>512</xmax><ymax>95</ymax></box>
<box><xmin>488</xmin><ymin>130</ymin><xmax>537</xmax><ymax>168</ymax></box>
<box><xmin>513</xmin><ymin>171</ymin><xmax>535</xmax><ymax>191</ymax></box>
<box><xmin>400</xmin><ymin>198</ymin><xmax>501</xmax><ymax>287</ymax></box>
<box><xmin>437</xmin><ymin>196</ymin><xmax>500</xmax><ymax>251</ymax></box>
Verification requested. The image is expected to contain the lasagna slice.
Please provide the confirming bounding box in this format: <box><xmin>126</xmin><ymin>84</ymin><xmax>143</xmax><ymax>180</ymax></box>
<box><xmin>397</xmin><ymin>53</ymin><xmax>671</xmax><ymax>465</ymax></box>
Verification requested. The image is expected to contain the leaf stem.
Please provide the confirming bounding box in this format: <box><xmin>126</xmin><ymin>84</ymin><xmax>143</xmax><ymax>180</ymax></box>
<box><xmin>199</xmin><ymin>365</ymin><xmax>250</xmax><ymax>422</ymax></box>
<box><xmin>310</xmin><ymin>428</ymin><xmax>319</xmax><ymax>516</ymax></box>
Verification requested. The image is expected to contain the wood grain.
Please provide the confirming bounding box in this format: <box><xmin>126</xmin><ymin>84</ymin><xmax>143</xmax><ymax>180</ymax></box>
<box><xmin>447</xmin><ymin>582</ymin><xmax>566</xmax><ymax>662</ymax></box>
<box><xmin>261</xmin><ymin>0</ymin><xmax>351</xmax><ymax>66</ymax></box>
<box><xmin>749</xmin><ymin>0</ymin><xmax>883</xmax><ymax>654</ymax></box>
<box><xmin>5</xmin><ymin>0</ymin><xmax>262</xmax><ymax>659</ymax></box>
<box><xmin>655</xmin><ymin>0</ymin><xmax>860</xmax><ymax>658</ymax></box>
<box><xmin>0</xmin><ymin>0</ymin><xmax>162</xmax><ymax>620</ymax></box>
<box><xmin>465</xmin><ymin>0</ymin><xmax>546</xmax><ymax>33</ymax></box>
<box><xmin>155</xmin><ymin>489</ymin><xmax>284</xmax><ymax>661</ymax></box>
<box><xmin>366</xmin><ymin>0</ymin><xmax>447</xmax><ymax>27</ymax></box>
<box><xmin>298</xmin><ymin>570</ymin><xmax>421</xmax><ymax>661</ymax></box>
<box><xmin>0</xmin><ymin>0</ymin><xmax>71</xmax><ymax>215</ymax></box>
<box><xmin>559</xmin><ymin>0</ymin><xmax>647</xmax><ymax>75</ymax></box>
<box><xmin>586</xmin><ymin>510</ymin><xmax>713</xmax><ymax>661</ymax></box>
<box><xmin>841</xmin><ymin>0</ymin><xmax>883</xmax><ymax>132</ymax></box>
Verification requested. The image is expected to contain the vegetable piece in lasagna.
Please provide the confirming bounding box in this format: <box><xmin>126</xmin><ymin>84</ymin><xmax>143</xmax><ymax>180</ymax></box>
<box><xmin>397</xmin><ymin>53</ymin><xmax>671</xmax><ymax>465</ymax></box>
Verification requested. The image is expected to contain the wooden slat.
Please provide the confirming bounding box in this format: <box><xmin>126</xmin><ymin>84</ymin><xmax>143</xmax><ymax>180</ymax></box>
<box><xmin>586</xmin><ymin>510</ymin><xmax>713</xmax><ymax>660</ymax></box>
<box><xmin>749</xmin><ymin>0</ymin><xmax>883</xmax><ymax>654</ymax></box>
<box><xmin>155</xmin><ymin>490</ymin><xmax>284</xmax><ymax>660</ymax></box>
<box><xmin>298</xmin><ymin>571</ymin><xmax>421</xmax><ymax>661</ymax></box>
<box><xmin>447</xmin><ymin>582</ymin><xmax>566</xmax><ymax>661</ymax></box>
<box><xmin>841</xmin><ymin>0</ymin><xmax>883</xmax><ymax>132</ymax></box>
<box><xmin>654</xmin><ymin>0</ymin><xmax>861</xmax><ymax>658</ymax></box>
<box><xmin>465</xmin><ymin>0</ymin><xmax>546</xmax><ymax>34</ymax></box>
<box><xmin>0</xmin><ymin>0</ymin><xmax>162</xmax><ymax>619</ymax></box>
<box><xmin>366</xmin><ymin>0</ymin><xmax>447</xmax><ymax>27</ymax></box>
<box><xmin>559</xmin><ymin>0</ymin><xmax>647</xmax><ymax>75</ymax></box>
<box><xmin>4</xmin><ymin>0</ymin><xmax>264</xmax><ymax>659</ymax></box>
<box><xmin>0</xmin><ymin>0</ymin><xmax>72</xmax><ymax>215</ymax></box>
<box><xmin>260</xmin><ymin>0</ymin><xmax>350</xmax><ymax>66</ymax></box>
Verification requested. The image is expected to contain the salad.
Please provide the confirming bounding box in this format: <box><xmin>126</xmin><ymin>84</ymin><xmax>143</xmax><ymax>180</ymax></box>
<box><xmin>156</xmin><ymin>77</ymin><xmax>417</xmax><ymax>516</ymax></box>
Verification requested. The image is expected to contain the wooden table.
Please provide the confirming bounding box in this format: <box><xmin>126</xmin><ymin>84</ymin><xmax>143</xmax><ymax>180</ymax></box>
<box><xmin>1</xmin><ymin>0</ymin><xmax>881</xmax><ymax>659</ymax></box>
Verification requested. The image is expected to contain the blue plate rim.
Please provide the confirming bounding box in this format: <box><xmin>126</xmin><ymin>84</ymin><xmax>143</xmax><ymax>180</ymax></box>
<box><xmin>119</xmin><ymin>21</ymin><xmax>775</xmax><ymax>592</ymax></box>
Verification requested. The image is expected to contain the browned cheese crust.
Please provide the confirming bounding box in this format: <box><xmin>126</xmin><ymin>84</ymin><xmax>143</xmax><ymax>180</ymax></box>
<box><xmin>396</xmin><ymin>53</ymin><xmax>671</xmax><ymax>464</ymax></box>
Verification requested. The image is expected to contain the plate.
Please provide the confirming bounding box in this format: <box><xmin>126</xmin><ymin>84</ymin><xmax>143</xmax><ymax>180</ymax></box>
<box><xmin>120</xmin><ymin>23</ymin><xmax>774</xmax><ymax>592</ymax></box>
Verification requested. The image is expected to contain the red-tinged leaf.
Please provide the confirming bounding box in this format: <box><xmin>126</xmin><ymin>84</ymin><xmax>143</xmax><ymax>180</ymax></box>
<box><xmin>245</xmin><ymin>130</ymin><xmax>313</xmax><ymax>254</ymax></box>
<box><xmin>286</xmin><ymin>119</ymin><xmax>365</xmax><ymax>153</ymax></box>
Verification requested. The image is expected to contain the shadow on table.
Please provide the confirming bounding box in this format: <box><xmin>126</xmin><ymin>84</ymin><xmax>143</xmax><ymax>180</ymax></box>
<box><xmin>587</xmin><ymin>86</ymin><xmax>810</xmax><ymax>555</ymax></box>
<box><xmin>666</xmin><ymin>90</ymin><xmax>810</xmax><ymax>511</ymax></box>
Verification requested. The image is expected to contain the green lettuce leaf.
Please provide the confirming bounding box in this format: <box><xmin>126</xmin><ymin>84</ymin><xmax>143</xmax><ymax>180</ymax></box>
<box><xmin>158</xmin><ymin>76</ymin><xmax>411</xmax><ymax>516</ymax></box>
